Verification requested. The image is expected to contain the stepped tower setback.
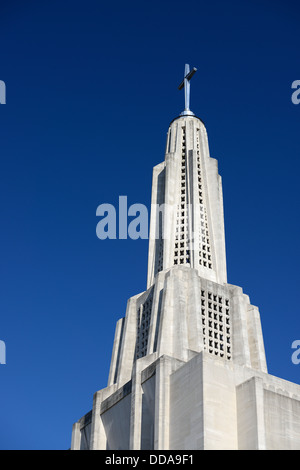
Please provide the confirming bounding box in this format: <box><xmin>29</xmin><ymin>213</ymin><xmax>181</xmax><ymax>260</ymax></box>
<box><xmin>71</xmin><ymin>65</ymin><xmax>300</xmax><ymax>450</ymax></box>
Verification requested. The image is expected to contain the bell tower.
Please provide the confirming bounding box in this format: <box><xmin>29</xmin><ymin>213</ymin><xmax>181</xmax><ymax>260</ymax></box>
<box><xmin>71</xmin><ymin>65</ymin><xmax>300</xmax><ymax>451</ymax></box>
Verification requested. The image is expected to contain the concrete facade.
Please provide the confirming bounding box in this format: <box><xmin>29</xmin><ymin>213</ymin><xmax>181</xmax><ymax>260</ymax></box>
<box><xmin>71</xmin><ymin>114</ymin><xmax>300</xmax><ymax>450</ymax></box>
<box><xmin>71</xmin><ymin>348</ymin><xmax>300</xmax><ymax>450</ymax></box>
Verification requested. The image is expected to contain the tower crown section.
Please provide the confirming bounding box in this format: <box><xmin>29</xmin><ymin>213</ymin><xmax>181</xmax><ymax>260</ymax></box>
<box><xmin>147</xmin><ymin>115</ymin><xmax>227</xmax><ymax>288</ymax></box>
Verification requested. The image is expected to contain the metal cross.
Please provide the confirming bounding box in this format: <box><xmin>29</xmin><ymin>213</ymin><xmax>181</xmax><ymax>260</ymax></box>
<box><xmin>178</xmin><ymin>64</ymin><xmax>197</xmax><ymax>116</ymax></box>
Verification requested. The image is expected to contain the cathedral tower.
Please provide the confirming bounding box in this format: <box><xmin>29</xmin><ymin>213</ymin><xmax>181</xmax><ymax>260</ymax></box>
<box><xmin>71</xmin><ymin>65</ymin><xmax>300</xmax><ymax>450</ymax></box>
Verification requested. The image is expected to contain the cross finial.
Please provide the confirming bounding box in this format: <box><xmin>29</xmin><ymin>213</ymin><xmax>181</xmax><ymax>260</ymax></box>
<box><xmin>178</xmin><ymin>64</ymin><xmax>197</xmax><ymax>116</ymax></box>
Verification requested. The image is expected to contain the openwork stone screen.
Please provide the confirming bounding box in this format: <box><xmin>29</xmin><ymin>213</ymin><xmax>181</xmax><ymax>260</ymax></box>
<box><xmin>174</xmin><ymin>126</ymin><xmax>190</xmax><ymax>266</ymax></box>
<box><xmin>136</xmin><ymin>291</ymin><xmax>154</xmax><ymax>360</ymax></box>
<box><xmin>135</xmin><ymin>283</ymin><xmax>231</xmax><ymax>362</ymax></box>
<box><xmin>201</xmin><ymin>289</ymin><xmax>231</xmax><ymax>360</ymax></box>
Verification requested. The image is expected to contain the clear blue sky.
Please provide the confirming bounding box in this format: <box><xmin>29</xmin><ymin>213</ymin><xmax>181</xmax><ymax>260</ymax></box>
<box><xmin>0</xmin><ymin>0</ymin><xmax>299</xmax><ymax>450</ymax></box>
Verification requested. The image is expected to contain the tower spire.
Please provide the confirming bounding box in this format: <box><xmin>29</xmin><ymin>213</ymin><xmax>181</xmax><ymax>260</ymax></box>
<box><xmin>178</xmin><ymin>63</ymin><xmax>197</xmax><ymax>116</ymax></box>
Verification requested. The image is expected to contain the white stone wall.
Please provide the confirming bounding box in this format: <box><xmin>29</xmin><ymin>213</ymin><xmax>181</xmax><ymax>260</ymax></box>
<box><xmin>106</xmin><ymin>266</ymin><xmax>267</xmax><ymax>389</ymax></box>
<box><xmin>101</xmin><ymin>393</ymin><xmax>131</xmax><ymax>450</ymax></box>
<box><xmin>264</xmin><ymin>389</ymin><xmax>300</xmax><ymax>449</ymax></box>
<box><xmin>71</xmin><ymin>351</ymin><xmax>300</xmax><ymax>450</ymax></box>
